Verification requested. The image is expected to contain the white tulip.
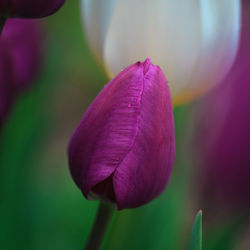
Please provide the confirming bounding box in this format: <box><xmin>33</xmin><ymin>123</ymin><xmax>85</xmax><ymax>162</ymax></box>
<box><xmin>81</xmin><ymin>0</ymin><xmax>241</xmax><ymax>104</ymax></box>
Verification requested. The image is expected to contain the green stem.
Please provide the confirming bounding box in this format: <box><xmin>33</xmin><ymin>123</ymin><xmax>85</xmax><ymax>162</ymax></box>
<box><xmin>85</xmin><ymin>202</ymin><xmax>114</xmax><ymax>250</ymax></box>
<box><xmin>0</xmin><ymin>17</ymin><xmax>6</xmax><ymax>36</ymax></box>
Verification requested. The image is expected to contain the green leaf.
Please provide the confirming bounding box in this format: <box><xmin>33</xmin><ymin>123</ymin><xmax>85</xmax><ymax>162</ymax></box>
<box><xmin>189</xmin><ymin>210</ymin><xmax>202</xmax><ymax>250</ymax></box>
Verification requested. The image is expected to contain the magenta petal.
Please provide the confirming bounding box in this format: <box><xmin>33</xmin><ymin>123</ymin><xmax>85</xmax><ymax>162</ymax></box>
<box><xmin>196</xmin><ymin>1</ymin><xmax>250</xmax><ymax>213</ymax></box>
<box><xmin>68</xmin><ymin>59</ymin><xmax>175</xmax><ymax>209</ymax></box>
<box><xmin>1</xmin><ymin>19</ymin><xmax>43</xmax><ymax>89</ymax></box>
<box><xmin>0</xmin><ymin>19</ymin><xmax>42</xmax><ymax>125</ymax></box>
<box><xmin>113</xmin><ymin>60</ymin><xmax>175</xmax><ymax>209</ymax></box>
<box><xmin>0</xmin><ymin>0</ymin><xmax>65</xmax><ymax>18</ymax></box>
<box><xmin>68</xmin><ymin>62</ymin><xmax>146</xmax><ymax>197</ymax></box>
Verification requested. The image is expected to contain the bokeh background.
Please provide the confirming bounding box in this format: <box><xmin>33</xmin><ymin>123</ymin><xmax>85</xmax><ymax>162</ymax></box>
<box><xmin>0</xmin><ymin>1</ymin><xmax>249</xmax><ymax>250</ymax></box>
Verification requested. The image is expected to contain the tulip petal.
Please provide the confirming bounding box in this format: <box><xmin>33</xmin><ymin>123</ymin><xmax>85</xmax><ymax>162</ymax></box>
<box><xmin>103</xmin><ymin>0</ymin><xmax>201</xmax><ymax>97</ymax></box>
<box><xmin>196</xmin><ymin>1</ymin><xmax>250</xmax><ymax>213</ymax></box>
<box><xmin>113</xmin><ymin>59</ymin><xmax>175</xmax><ymax>209</ymax></box>
<box><xmin>68</xmin><ymin>60</ymin><xmax>150</xmax><ymax>198</ymax></box>
<box><xmin>102</xmin><ymin>0</ymin><xmax>241</xmax><ymax>104</ymax></box>
<box><xmin>0</xmin><ymin>19</ymin><xmax>42</xmax><ymax>125</ymax></box>
<box><xmin>81</xmin><ymin>0</ymin><xmax>118</xmax><ymax>61</ymax></box>
<box><xmin>180</xmin><ymin>0</ymin><xmax>241</xmax><ymax>102</ymax></box>
<box><xmin>2</xmin><ymin>19</ymin><xmax>43</xmax><ymax>90</ymax></box>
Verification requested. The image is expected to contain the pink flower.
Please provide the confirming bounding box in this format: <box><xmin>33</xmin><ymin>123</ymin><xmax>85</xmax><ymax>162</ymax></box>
<box><xmin>68</xmin><ymin>59</ymin><xmax>175</xmax><ymax>210</ymax></box>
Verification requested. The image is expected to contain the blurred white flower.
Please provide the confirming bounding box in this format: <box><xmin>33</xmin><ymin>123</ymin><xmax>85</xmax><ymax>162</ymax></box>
<box><xmin>82</xmin><ymin>0</ymin><xmax>241</xmax><ymax>104</ymax></box>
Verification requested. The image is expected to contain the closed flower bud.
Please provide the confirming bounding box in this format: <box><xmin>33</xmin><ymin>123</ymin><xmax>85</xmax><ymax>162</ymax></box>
<box><xmin>0</xmin><ymin>19</ymin><xmax>42</xmax><ymax>124</ymax></box>
<box><xmin>81</xmin><ymin>0</ymin><xmax>241</xmax><ymax>105</ymax></box>
<box><xmin>0</xmin><ymin>0</ymin><xmax>65</xmax><ymax>19</ymax></box>
<box><xmin>68</xmin><ymin>59</ymin><xmax>175</xmax><ymax>210</ymax></box>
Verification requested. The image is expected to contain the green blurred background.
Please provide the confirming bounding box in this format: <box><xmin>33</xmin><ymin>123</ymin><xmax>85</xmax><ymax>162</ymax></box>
<box><xmin>0</xmin><ymin>1</ymin><xmax>248</xmax><ymax>250</ymax></box>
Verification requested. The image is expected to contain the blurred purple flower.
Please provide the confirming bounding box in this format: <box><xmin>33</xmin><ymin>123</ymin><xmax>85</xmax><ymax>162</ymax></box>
<box><xmin>0</xmin><ymin>19</ymin><xmax>42</xmax><ymax>125</ymax></box>
<box><xmin>196</xmin><ymin>1</ymin><xmax>250</xmax><ymax>214</ymax></box>
<box><xmin>0</xmin><ymin>0</ymin><xmax>65</xmax><ymax>18</ymax></box>
<box><xmin>68</xmin><ymin>59</ymin><xmax>175</xmax><ymax>210</ymax></box>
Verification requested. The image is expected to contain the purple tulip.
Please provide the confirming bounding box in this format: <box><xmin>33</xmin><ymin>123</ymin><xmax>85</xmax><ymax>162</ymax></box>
<box><xmin>0</xmin><ymin>0</ymin><xmax>65</xmax><ymax>19</ymax></box>
<box><xmin>68</xmin><ymin>59</ymin><xmax>175</xmax><ymax>210</ymax></box>
<box><xmin>0</xmin><ymin>19</ymin><xmax>42</xmax><ymax>124</ymax></box>
<box><xmin>195</xmin><ymin>0</ymin><xmax>250</xmax><ymax>214</ymax></box>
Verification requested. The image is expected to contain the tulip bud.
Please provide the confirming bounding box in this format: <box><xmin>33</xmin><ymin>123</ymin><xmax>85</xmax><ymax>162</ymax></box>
<box><xmin>68</xmin><ymin>59</ymin><xmax>175</xmax><ymax>210</ymax></box>
<box><xmin>0</xmin><ymin>19</ymin><xmax>42</xmax><ymax>124</ymax></box>
<box><xmin>81</xmin><ymin>0</ymin><xmax>241</xmax><ymax>105</ymax></box>
<box><xmin>0</xmin><ymin>0</ymin><xmax>65</xmax><ymax>19</ymax></box>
